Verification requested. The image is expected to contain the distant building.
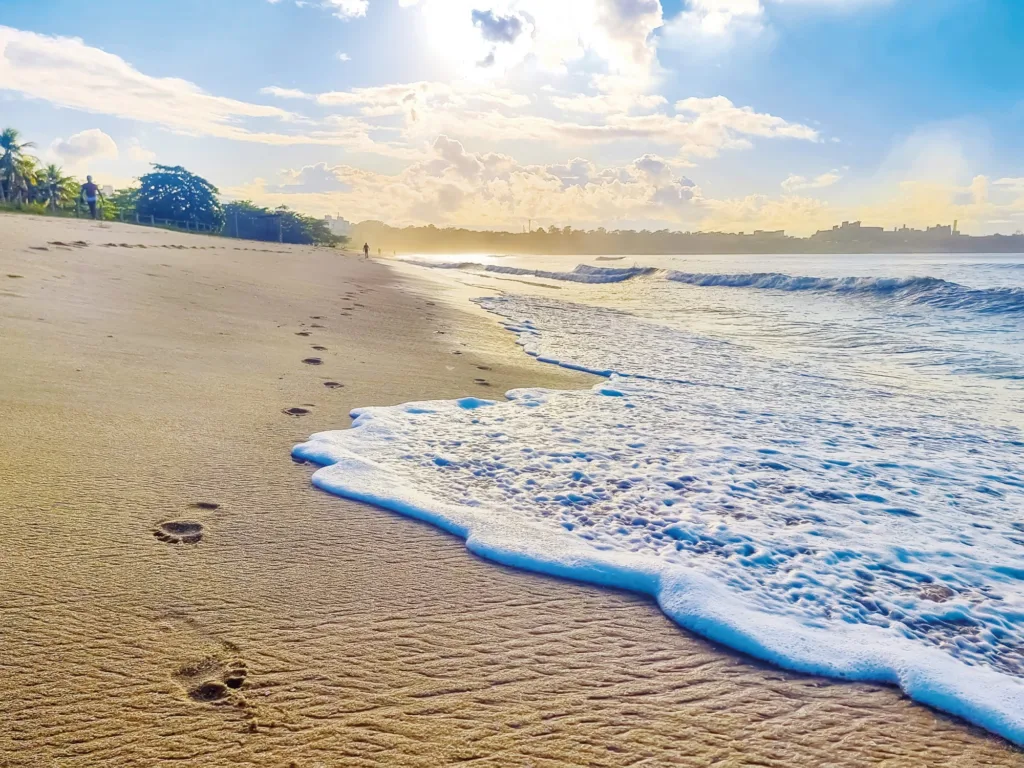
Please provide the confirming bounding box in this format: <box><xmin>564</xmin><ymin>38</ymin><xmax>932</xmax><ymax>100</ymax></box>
<box><xmin>101</xmin><ymin>185</ymin><xmax>114</xmax><ymax>198</ymax></box>
<box><xmin>753</xmin><ymin>229</ymin><xmax>786</xmax><ymax>237</ymax></box>
<box><xmin>324</xmin><ymin>215</ymin><xmax>352</xmax><ymax>236</ymax></box>
<box><xmin>812</xmin><ymin>220</ymin><xmax>883</xmax><ymax>240</ymax></box>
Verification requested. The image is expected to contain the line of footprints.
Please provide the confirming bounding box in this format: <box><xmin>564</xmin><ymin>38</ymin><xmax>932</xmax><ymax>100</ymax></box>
<box><xmin>153</xmin><ymin>506</ymin><xmax>259</xmax><ymax>722</ymax></box>
<box><xmin>287</xmin><ymin>305</ymin><xmax>355</xmax><ymax>416</ymax></box>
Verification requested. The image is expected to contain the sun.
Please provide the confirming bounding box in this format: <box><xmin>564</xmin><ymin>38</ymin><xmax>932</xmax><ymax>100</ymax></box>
<box><xmin>416</xmin><ymin>0</ymin><xmax>493</xmax><ymax>77</ymax></box>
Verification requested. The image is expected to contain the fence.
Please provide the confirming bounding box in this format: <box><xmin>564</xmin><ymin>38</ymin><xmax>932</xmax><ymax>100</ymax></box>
<box><xmin>226</xmin><ymin>212</ymin><xmax>285</xmax><ymax>243</ymax></box>
<box><xmin>114</xmin><ymin>209</ymin><xmax>284</xmax><ymax>240</ymax></box>
<box><xmin>114</xmin><ymin>209</ymin><xmax>218</xmax><ymax>234</ymax></box>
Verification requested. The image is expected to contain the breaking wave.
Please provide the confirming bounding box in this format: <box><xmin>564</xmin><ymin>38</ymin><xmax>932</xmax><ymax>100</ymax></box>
<box><xmin>665</xmin><ymin>272</ymin><xmax>1024</xmax><ymax>315</ymax></box>
<box><xmin>404</xmin><ymin>259</ymin><xmax>1024</xmax><ymax>316</ymax></box>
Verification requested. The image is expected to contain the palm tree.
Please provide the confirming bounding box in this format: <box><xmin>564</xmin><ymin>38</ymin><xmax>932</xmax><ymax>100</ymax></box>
<box><xmin>40</xmin><ymin>164</ymin><xmax>75</xmax><ymax>211</ymax></box>
<box><xmin>0</xmin><ymin>128</ymin><xmax>36</xmax><ymax>204</ymax></box>
<box><xmin>13</xmin><ymin>155</ymin><xmax>39</xmax><ymax>204</ymax></box>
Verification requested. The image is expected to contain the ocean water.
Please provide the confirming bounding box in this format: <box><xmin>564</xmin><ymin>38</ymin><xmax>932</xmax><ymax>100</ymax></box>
<box><xmin>294</xmin><ymin>253</ymin><xmax>1024</xmax><ymax>745</ymax></box>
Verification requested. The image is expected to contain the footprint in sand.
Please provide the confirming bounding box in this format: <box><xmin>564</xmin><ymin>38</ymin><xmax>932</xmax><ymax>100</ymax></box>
<box><xmin>283</xmin><ymin>407</ymin><xmax>311</xmax><ymax>417</ymax></box>
<box><xmin>153</xmin><ymin>502</ymin><xmax>221</xmax><ymax>545</ymax></box>
<box><xmin>477</xmin><ymin>365</ymin><xmax>493</xmax><ymax>371</ymax></box>
<box><xmin>153</xmin><ymin>520</ymin><xmax>205</xmax><ymax>545</ymax></box>
<box><xmin>311</xmin><ymin>345</ymin><xmax>328</xmax><ymax>352</ymax></box>
<box><xmin>475</xmin><ymin>378</ymin><xmax>492</xmax><ymax>387</ymax></box>
<box><xmin>175</xmin><ymin>655</ymin><xmax>249</xmax><ymax>703</ymax></box>
<box><xmin>6</xmin><ymin>274</ymin><xmax>24</xmax><ymax>279</ymax></box>
<box><xmin>302</xmin><ymin>358</ymin><xmax>323</xmax><ymax>366</ymax></box>
<box><xmin>324</xmin><ymin>381</ymin><xmax>344</xmax><ymax>389</ymax></box>
<box><xmin>295</xmin><ymin>332</ymin><xmax>312</xmax><ymax>337</ymax></box>
<box><xmin>28</xmin><ymin>246</ymin><xmax>49</xmax><ymax>252</ymax></box>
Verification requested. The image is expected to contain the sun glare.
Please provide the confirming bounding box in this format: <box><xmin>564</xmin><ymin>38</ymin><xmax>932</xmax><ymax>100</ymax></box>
<box><xmin>418</xmin><ymin>0</ymin><xmax>493</xmax><ymax>77</ymax></box>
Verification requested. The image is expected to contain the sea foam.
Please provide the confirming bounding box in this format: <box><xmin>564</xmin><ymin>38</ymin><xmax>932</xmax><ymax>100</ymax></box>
<box><xmin>294</xmin><ymin>293</ymin><xmax>1024</xmax><ymax>745</ymax></box>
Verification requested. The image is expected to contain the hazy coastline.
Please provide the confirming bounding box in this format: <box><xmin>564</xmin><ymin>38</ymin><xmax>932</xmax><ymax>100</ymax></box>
<box><xmin>354</xmin><ymin>220</ymin><xmax>1024</xmax><ymax>257</ymax></box>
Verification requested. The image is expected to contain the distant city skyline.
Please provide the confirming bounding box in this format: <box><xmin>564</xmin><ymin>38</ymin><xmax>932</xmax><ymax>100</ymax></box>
<box><xmin>2</xmin><ymin>1</ymin><xmax>1023</xmax><ymax>235</ymax></box>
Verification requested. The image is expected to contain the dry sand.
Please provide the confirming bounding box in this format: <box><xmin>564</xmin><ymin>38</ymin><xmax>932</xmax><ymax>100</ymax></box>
<box><xmin>1</xmin><ymin>212</ymin><xmax>1021</xmax><ymax>767</ymax></box>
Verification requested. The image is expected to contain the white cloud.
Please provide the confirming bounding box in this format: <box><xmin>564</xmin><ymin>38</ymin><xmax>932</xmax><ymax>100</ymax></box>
<box><xmin>310</xmin><ymin>80</ymin><xmax>531</xmax><ymax>113</ymax></box>
<box><xmin>994</xmin><ymin>178</ymin><xmax>1024</xmax><ymax>194</ymax></box>
<box><xmin>669</xmin><ymin>0</ymin><xmax>764</xmax><ymax>38</ymax></box>
<box><xmin>664</xmin><ymin>0</ymin><xmax>893</xmax><ymax>46</ymax></box>
<box><xmin>260</xmin><ymin>86</ymin><xmax>312</xmax><ymax>100</ymax></box>
<box><xmin>127</xmin><ymin>138</ymin><xmax>157</xmax><ymax>165</ymax></box>
<box><xmin>400</xmin><ymin>0</ymin><xmax>663</xmax><ymax>81</ymax></box>
<box><xmin>2</xmin><ymin>21</ymin><xmax>820</xmax><ymax>172</ymax></box>
<box><xmin>277</xmin><ymin>0</ymin><xmax>368</xmax><ymax>19</ymax></box>
<box><xmin>675</xmin><ymin>96</ymin><xmax>820</xmax><ymax>142</ymax></box>
<box><xmin>0</xmin><ymin>26</ymin><xmax>415</xmax><ymax>155</ymax></box>
<box><xmin>261</xmin><ymin>76</ymin><xmax>819</xmax><ymax>161</ymax></box>
<box><xmin>272</xmin><ymin>162</ymin><xmax>352</xmax><ymax>193</ymax></box>
<box><xmin>323</xmin><ymin>0</ymin><xmax>369</xmax><ymax>19</ymax></box>
<box><xmin>227</xmin><ymin>134</ymin><xmax>705</xmax><ymax>228</ymax></box>
<box><xmin>0</xmin><ymin>26</ymin><xmax>294</xmax><ymax>140</ymax></box>
<box><xmin>51</xmin><ymin>129</ymin><xmax>118</xmax><ymax>167</ymax></box>
<box><xmin>549</xmin><ymin>87</ymin><xmax>668</xmax><ymax>115</ymax></box>
<box><xmin>337</xmin><ymin>52</ymin><xmax>352</xmax><ymax>61</ymax></box>
<box><xmin>781</xmin><ymin>169</ymin><xmax>842</xmax><ymax>192</ymax></box>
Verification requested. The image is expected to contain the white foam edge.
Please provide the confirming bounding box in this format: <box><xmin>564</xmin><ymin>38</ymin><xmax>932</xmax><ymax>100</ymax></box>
<box><xmin>293</xmin><ymin>400</ymin><xmax>1024</xmax><ymax>747</ymax></box>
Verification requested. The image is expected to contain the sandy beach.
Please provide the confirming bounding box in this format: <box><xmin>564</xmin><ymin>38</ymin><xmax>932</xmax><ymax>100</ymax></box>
<box><xmin>2</xmin><ymin>213</ymin><xmax>1022</xmax><ymax>767</ymax></box>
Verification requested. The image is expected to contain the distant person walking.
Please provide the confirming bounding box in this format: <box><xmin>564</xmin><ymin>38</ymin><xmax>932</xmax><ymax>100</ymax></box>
<box><xmin>363</xmin><ymin>242</ymin><xmax>370</xmax><ymax>259</ymax></box>
<box><xmin>81</xmin><ymin>176</ymin><xmax>101</xmax><ymax>220</ymax></box>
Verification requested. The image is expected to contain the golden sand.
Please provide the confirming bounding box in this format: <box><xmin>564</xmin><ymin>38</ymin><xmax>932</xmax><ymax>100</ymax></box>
<box><xmin>1</xmin><ymin>213</ymin><xmax>1021</xmax><ymax>767</ymax></box>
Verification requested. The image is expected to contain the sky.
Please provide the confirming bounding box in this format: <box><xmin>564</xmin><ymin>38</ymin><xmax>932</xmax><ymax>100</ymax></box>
<box><xmin>1</xmin><ymin>0</ymin><xmax>1023</xmax><ymax>235</ymax></box>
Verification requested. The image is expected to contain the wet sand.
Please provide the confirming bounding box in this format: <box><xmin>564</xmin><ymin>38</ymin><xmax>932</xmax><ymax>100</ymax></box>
<box><xmin>1</xmin><ymin>213</ymin><xmax>1021</xmax><ymax>767</ymax></box>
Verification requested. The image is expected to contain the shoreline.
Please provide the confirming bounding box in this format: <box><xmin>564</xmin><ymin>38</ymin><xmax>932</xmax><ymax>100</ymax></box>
<box><xmin>2</xmin><ymin>213</ymin><xmax>1022</xmax><ymax>767</ymax></box>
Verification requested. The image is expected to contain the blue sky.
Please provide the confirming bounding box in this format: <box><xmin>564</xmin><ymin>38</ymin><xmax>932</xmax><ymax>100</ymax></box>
<box><xmin>2</xmin><ymin>0</ymin><xmax>1022</xmax><ymax>233</ymax></box>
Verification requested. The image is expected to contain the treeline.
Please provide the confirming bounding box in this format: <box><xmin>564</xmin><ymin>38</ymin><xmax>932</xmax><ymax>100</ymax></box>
<box><xmin>1</xmin><ymin>127</ymin><xmax>345</xmax><ymax>247</ymax></box>
<box><xmin>100</xmin><ymin>164</ymin><xmax>347</xmax><ymax>247</ymax></box>
<box><xmin>352</xmin><ymin>220</ymin><xmax>1024</xmax><ymax>256</ymax></box>
<box><xmin>0</xmin><ymin>128</ymin><xmax>93</xmax><ymax>215</ymax></box>
<box><xmin>351</xmin><ymin>220</ymin><xmax>802</xmax><ymax>256</ymax></box>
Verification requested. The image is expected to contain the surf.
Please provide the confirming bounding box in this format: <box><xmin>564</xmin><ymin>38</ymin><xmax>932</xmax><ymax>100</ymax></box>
<box><xmin>295</xmin><ymin>291</ymin><xmax>1024</xmax><ymax>746</ymax></box>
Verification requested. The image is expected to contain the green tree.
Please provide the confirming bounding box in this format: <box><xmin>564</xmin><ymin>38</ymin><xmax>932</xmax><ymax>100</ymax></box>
<box><xmin>13</xmin><ymin>155</ymin><xmax>39</xmax><ymax>204</ymax></box>
<box><xmin>108</xmin><ymin>186</ymin><xmax>139</xmax><ymax>218</ymax></box>
<box><xmin>136</xmin><ymin>164</ymin><xmax>224</xmax><ymax>229</ymax></box>
<box><xmin>223</xmin><ymin>201</ymin><xmax>345</xmax><ymax>246</ymax></box>
<box><xmin>0</xmin><ymin>128</ymin><xmax>37</xmax><ymax>204</ymax></box>
<box><xmin>39</xmin><ymin>164</ymin><xmax>76</xmax><ymax>211</ymax></box>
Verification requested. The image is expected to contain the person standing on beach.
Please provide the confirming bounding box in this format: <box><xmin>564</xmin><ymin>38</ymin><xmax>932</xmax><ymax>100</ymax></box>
<box><xmin>363</xmin><ymin>242</ymin><xmax>370</xmax><ymax>259</ymax></box>
<box><xmin>81</xmin><ymin>176</ymin><xmax>101</xmax><ymax>220</ymax></box>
